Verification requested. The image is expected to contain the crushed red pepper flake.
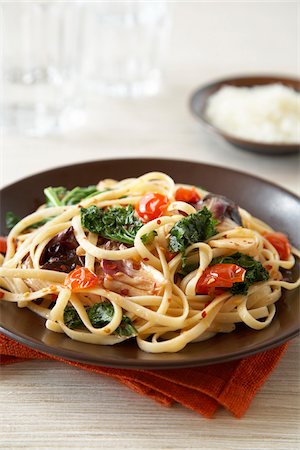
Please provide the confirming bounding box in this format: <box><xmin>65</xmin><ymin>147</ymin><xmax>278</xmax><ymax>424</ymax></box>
<box><xmin>121</xmin><ymin>288</ymin><xmax>129</xmax><ymax>296</ymax></box>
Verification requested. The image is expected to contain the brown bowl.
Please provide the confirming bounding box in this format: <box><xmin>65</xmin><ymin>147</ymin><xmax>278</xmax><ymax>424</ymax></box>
<box><xmin>190</xmin><ymin>75</ymin><xmax>300</xmax><ymax>155</ymax></box>
<box><xmin>0</xmin><ymin>158</ymin><xmax>299</xmax><ymax>368</ymax></box>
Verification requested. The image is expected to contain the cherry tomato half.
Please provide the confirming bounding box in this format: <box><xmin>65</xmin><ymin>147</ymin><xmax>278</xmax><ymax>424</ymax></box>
<box><xmin>0</xmin><ymin>237</ymin><xmax>7</xmax><ymax>254</ymax></box>
<box><xmin>175</xmin><ymin>187</ymin><xmax>201</xmax><ymax>203</ymax></box>
<box><xmin>136</xmin><ymin>193</ymin><xmax>169</xmax><ymax>222</ymax></box>
<box><xmin>196</xmin><ymin>263</ymin><xmax>246</xmax><ymax>295</ymax></box>
<box><xmin>64</xmin><ymin>267</ymin><xmax>99</xmax><ymax>292</ymax></box>
<box><xmin>264</xmin><ymin>232</ymin><xmax>291</xmax><ymax>261</ymax></box>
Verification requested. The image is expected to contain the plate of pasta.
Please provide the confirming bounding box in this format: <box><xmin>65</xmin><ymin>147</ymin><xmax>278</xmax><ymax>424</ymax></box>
<box><xmin>0</xmin><ymin>158</ymin><xmax>299</xmax><ymax>368</ymax></box>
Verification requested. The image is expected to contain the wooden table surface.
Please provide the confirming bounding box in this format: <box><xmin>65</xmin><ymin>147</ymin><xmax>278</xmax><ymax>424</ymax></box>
<box><xmin>1</xmin><ymin>2</ymin><xmax>299</xmax><ymax>449</ymax></box>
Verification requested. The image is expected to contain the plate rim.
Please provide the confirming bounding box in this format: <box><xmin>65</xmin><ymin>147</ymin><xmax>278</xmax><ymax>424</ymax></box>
<box><xmin>0</xmin><ymin>157</ymin><xmax>299</xmax><ymax>369</ymax></box>
<box><xmin>1</xmin><ymin>156</ymin><xmax>299</xmax><ymax>201</ymax></box>
<box><xmin>0</xmin><ymin>325</ymin><xmax>299</xmax><ymax>369</ymax></box>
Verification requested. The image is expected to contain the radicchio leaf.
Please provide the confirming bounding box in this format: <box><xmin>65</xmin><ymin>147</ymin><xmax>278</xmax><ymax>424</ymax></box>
<box><xmin>40</xmin><ymin>227</ymin><xmax>84</xmax><ymax>273</ymax></box>
<box><xmin>196</xmin><ymin>194</ymin><xmax>242</xmax><ymax>227</ymax></box>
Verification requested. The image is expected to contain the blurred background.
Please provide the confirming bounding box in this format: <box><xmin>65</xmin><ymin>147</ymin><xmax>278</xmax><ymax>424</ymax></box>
<box><xmin>0</xmin><ymin>0</ymin><xmax>299</xmax><ymax>191</ymax></box>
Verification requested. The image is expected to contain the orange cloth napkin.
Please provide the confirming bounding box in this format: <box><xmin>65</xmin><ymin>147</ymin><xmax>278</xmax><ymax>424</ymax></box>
<box><xmin>0</xmin><ymin>333</ymin><xmax>287</xmax><ymax>418</ymax></box>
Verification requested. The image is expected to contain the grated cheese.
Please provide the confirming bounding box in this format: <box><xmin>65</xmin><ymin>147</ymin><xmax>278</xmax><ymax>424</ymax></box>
<box><xmin>205</xmin><ymin>83</ymin><xmax>300</xmax><ymax>144</ymax></box>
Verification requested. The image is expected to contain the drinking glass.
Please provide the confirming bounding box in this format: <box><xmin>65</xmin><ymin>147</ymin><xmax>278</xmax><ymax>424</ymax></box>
<box><xmin>82</xmin><ymin>1</ymin><xmax>170</xmax><ymax>97</ymax></box>
<box><xmin>0</xmin><ymin>1</ymin><xmax>85</xmax><ymax>136</ymax></box>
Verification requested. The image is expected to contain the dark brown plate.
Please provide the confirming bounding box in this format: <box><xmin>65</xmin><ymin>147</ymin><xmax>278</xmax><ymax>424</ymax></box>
<box><xmin>0</xmin><ymin>158</ymin><xmax>299</xmax><ymax>368</ymax></box>
<box><xmin>190</xmin><ymin>75</ymin><xmax>300</xmax><ymax>155</ymax></box>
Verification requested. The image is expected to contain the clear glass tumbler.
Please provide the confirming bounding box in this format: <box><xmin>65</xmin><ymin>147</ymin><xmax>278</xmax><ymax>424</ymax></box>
<box><xmin>0</xmin><ymin>1</ymin><xmax>85</xmax><ymax>136</ymax></box>
<box><xmin>82</xmin><ymin>1</ymin><xmax>170</xmax><ymax>97</ymax></box>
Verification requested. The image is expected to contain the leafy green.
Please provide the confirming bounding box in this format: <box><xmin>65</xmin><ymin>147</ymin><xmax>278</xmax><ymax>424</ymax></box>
<box><xmin>5</xmin><ymin>211</ymin><xmax>54</xmax><ymax>231</ymax></box>
<box><xmin>141</xmin><ymin>230</ymin><xmax>157</xmax><ymax>245</ymax></box>
<box><xmin>44</xmin><ymin>185</ymin><xmax>99</xmax><ymax>207</ymax></box>
<box><xmin>63</xmin><ymin>306</ymin><xmax>83</xmax><ymax>330</ymax></box>
<box><xmin>81</xmin><ymin>205</ymin><xmax>143</xmax><ymax>245</ymax></box>
<box><xmin>29</xmin><ymin>217</ymin><xmax>54</xmax><ymax>229</ymax></box>
<box><xmin>63</xmin><ymin>302</ymin><xmax>137</xmax><ymax>337</ymax></box>
<box><xmin>5</xmin><ymin>212</ymin><xmax>20</xmax><ymax>230</ymax></box>
<box><xmin>116</xmin><ymin>315</ymin><xmax>137</xmax><ymax>337</ymax></box>
<box><xmin>44</xmin><ymin>187</ymin><xmax>67</xmax><ymax>207</ymax></box>
<box><xmin>178</xmin><ymin>261</ymin><xmax>198</xmax><ymax>277</ymax></box>
<box><xmin>5</xmin><ymin>185</ymin><xmax>101</xmax><ymax>231</ymax></box>
<box><xmin>88</xmin><ymin>302</ymin><xmax>114</xmax><ymax>327</ymax></box>
<box><xmin>168</xmin><ymin>207</ymin><xmax>218</xmax><ymax>253</ymax></box>
<box><xmin>88</xmin><ymin>302</ymin><xmax>137</xmax><ymax>337</ymax></box>
<box><xmin>211</xmin><ymin>252</ymin><xmax>269</xmax><ymax>295</ymax></box>
<box><xmin>62</xmin><ymin>186</ymin><xmax>100</xmax><ymax>205</ymax></box>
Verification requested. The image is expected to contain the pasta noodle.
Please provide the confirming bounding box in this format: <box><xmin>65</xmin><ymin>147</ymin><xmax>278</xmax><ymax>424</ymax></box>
<box><xmin>0</xmin><ymin>172</ymin><xmax>299</xmax><ymax>353</ymax></box>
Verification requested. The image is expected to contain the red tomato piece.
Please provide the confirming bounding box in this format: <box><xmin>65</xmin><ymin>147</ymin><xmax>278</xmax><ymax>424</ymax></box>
<box><xmin>175</xmin><ymin>187</ymin><xmax>201</xmax><ymax>203</ymax></box>
<box><xmin>64</xmin><ymin>267</ymin><xmax>99</xmax><ymax>291</ymax></box>
<box><xmin>264</xmin><ymin>232</ymin><xmax>291</xmax><ymax>260</ymax></box>
<box><xmin>196</xmin><ymin>263</ymin><xmax>246</xmax><ymax>295</ymax></box>
<box><xmin>136</xmin><ymin>193</ymin><xmax>169</xmax><ymax>222</ymax></box>
<box><xmin>0</xmin><ymin>237</ymin><xmax>7</xmax><ymax>254</ymax></box>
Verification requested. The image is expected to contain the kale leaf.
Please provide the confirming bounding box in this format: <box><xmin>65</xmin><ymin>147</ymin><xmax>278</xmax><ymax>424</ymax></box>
<box><xmin>88</xmin><ymin>302</ymin><xmax>137</xmax><ymax>337</ymax></box>
<box><xmin>5</xmin><ymin>211</ymin><xmax>20</xmax><ymax>230</ymax></box>
<box><xmin>44</xmin><ymin>185</ymin><xmax>99</xmax><ymax>207</ymax></box>
<box><xmin>116</xmin><ymin>315</ymin><xmax>138</xmax><ymax>337</ymax></box>
<box><xmin>168</xmin><ymin>207</ymin><xmax>218</xmax><ymax>253</ymax></box>
<box><xmin>63</xmin><ymin>301</ymin><xmax>137</xmax><ymax>337</ymax></box>
<box><xmin>60</xmin><ymin>186</ymin><xmax>100</xmax><ymax>206</ymax></box>
<box><xmin>63</xmin><ymin>306</ymin><xmax>83</xmax><ymax>329</ymax></box>
<box><xmin>211</xmin><ymin>252</ymin><xmax>269</xmax><ymax>295</ymax></box>
<box><xmin>5</xmin><ymin>185</ymin><xmax>100</xmax><ymax>231</ymax></box>
<box><xmin>178</xmin><ymin>258</ymin><xmax>199</xmax><ymax>277</ymax></box>
<box><xmin>81</xmin><ymin>205</ymin><xmax>143</xmax><ymax>245</ymax></box>
<box><xmin>141</xmin><ymin>230</ymin><xmax>158</xmax><ymax>245</ymax></box>
<box><xmin>5</xmin><ymin>211</ymin><xmax>54</xmax><ymax>231</ymax></box>
<box><xmin>30</xmin><ymin>217</ymin><xmax>55</xmax><ymax>229</ymax></box>
<box><xmin>44</xmin><ymin>187</ymin><xmax>67</xmax><ymax>207</ymax></box>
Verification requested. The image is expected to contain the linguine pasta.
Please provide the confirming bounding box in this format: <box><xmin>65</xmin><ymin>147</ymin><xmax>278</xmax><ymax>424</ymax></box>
<box><xmin>0</xmin><ymin>172</ymin><xmax>299</xmax><ymax>353</ymax></box>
